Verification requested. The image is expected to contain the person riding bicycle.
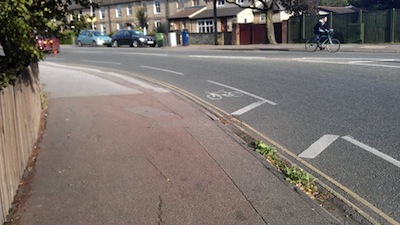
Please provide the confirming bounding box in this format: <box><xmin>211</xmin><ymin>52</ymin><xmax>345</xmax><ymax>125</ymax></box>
<box><xmin>313</xmin><ymin>16</ymin><xmax>330</xmax><ymax>45</ymax></box>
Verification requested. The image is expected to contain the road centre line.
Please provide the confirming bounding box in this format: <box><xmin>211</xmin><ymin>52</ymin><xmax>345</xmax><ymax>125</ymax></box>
<box><xmin>121</xmin><ymin>52</ymin><xmax>168</xmax><ymax>57</ymax></box>
<box><xmin>298</xmin><ymin>135</ymin><xmax>340</xmax><ymax>159</ymax></box>
<box><xmin>342</xmin><ymin>136</ymin><xmax>400</xmax><ymax>168</ymax></box>
<box><xmin>190</xmin><ymin>55</ymin><xmax>266</xmax><ymax>60</ymax></box>
<box><xmin>140</xmin><ymin>65</ymin><xmax>184</xmax><ymax>76</ymax></box>
<box><xmin>82</xmin><ymin>60</ymin><xmax>121</xmax><ymax>65</ymax></box>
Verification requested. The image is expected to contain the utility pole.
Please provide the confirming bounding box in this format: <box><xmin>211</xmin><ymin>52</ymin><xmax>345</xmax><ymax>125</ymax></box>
<box><xmin>90</xmin><ymin>0</ymin><xmax>94</xmax><ymax>30</ymax></box>
<box><xmin>213</xmin><ymin>0</ymin><xmax>217</xmax><ymax>45</ymax></box>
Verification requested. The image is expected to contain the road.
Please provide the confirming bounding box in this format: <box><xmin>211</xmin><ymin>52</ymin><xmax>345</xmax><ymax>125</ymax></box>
<box><xmin>44</xmin><ymin>45</ymin><xmax>400</xmax><ymax>224</ymax></box>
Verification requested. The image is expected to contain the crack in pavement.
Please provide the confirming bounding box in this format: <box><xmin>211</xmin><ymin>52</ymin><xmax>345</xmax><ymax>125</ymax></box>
<box><xmin>146</xmin><ymin>157</ymin><xmax>171</xmax><ymax>184</ymax></box>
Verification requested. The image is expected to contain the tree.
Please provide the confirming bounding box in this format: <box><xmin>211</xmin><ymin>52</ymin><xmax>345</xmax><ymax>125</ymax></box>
<box><xmin>136</xmin><ymin>7</ymin><xmax>148</xmax><ymax>29</ymax></box>
<box><xmin>225</xmin><ymin>0</ymin><xmax>319</xmax><ymax>44</ymax></box>
<box><xmin>349</xmin><ymin>0</ymin><xmax>400</xmax><ymax>9</ymax></box>
<box><xmin>319</xmin><ymin>0</ymin><xmax>349</xmax><ymax>6</ymax></box>
<box><xmin>0</xmin><ymin>0</ymin><xmax>93</xmax><ymax>88</ymax></box>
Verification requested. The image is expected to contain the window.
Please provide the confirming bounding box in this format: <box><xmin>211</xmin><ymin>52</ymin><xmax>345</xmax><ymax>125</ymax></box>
<box><xmin>236</xmin><ymin>0</ymin><xmax>244</xmax><ymax>4</ymax></box>
<box><xmin>197</xmin><ymin>20</ymin><xmax>214</xmax><ymax>33</ymax></box>
<box><xmin>117</xmin><ymin>23</ymin><xmax>123</xmax><ymax>30</ymax></box>
<box><xmin>259</xmin><ymin>14</ymin><xmax>266</xmax><ymax>22</ymax></box>
<box><xmin>155</xmin><ymin>20</ymin><xmax>161</xmax><ymax>29</ymax></box>
<box><xmin>177</xmin><ymin>0</ymin><xmax>184</xmax><ymax>9</ymax></box>
<box><xmin>69</xmin><ymin>14</ymin><xmax>74</xmax><ymax>21</ymax></box>
<box><xmin>154</xmin><ymin>0</ymin><xmax>161</xmax><ymax>14</ymax></box>
<box><xmin>99</xmin><ymin>7</ymin><xmax>105</xmax><ymax>19</ymax></box>
<box><xmin>100</xmin><ymin>24</ymin><xmax>107</xmax><ymax>34</ymax></box>
<box><xmin>217</xmin><ymin>0</ymin><xmax>225</xmax><ymax>6</ymax></box>
<box><xmin>193</xmin><ymin>0</ymin><xmax>199</xmax><ymax>6</ymax></box>
<box><xmin>127</xmin><ymin>3</ymin><xmax>133</xmax><ymax>16</ymax></box>
<box><xmin>142</xmin><ymin>2</ymin><xmax>147</xmax><ymax>11</ymax></box>
<box><xmin>116</xmin><ymin>5</ymin><xmax>122</xmax><ymax>18</ymax></box>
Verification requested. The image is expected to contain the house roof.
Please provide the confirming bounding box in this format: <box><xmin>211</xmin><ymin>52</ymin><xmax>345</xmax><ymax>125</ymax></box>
<box><xmin>191</xmin><ymin>7</ymin><xmax>245</xmax><ymax>19</ymax></box>
<box><xmin>318</xmin><ymin>6</ymin><xmax>361</xmax><ymax>14</ymax></box>
<box><xmin>169</xmin><ymin>6</ymin><xmax>207</xmax><ymax>19</ymax></box>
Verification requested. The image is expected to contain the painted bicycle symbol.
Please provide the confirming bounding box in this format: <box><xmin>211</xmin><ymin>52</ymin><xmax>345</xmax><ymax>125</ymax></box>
<box><xmin>206</xmin><ymin>90</ymin><xmax>243</xmax><ymax>100</ymax></box>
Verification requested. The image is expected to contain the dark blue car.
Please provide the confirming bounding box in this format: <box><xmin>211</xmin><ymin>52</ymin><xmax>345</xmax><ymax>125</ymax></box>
<box><xmin>110</xmin><ymin>29</ymin><xmax>155</xmax><ymax>47</ymax></box>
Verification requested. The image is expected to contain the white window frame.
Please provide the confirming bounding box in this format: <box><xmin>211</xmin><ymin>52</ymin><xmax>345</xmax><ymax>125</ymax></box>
<box><xmin>154</xmin><ymin>0</ymin><xmax>161</xmax><ymax>14</ymax></box>
<box><xmin>236</xmin><ymin>0</ymin><xmax>244</xmax><ymax>4</ymax></box>
<box><xmin>217</xmin><ymin>0</ymin><xmax>225</xmax><ymax>6</ymax></box>
<box><xmin>197</xmin><ymin>20</ymin><xmax>214</xmax><ymax>33</ymax></box>
<box><xmin>127</xmin><ymin>3</ymin><xmax>133</xmax><ymax>16</ymax></box>
<box><xmin>100</xmin><ymin>24</ymin><xmax>107</xmax><ymax>34</ymax></box>
<box><xmin>99</xmin><ymin>7</ymin><xmax>105</xmax><ymax>19</ymax></box>
<box><xmin>117</xmin><ymin>23</ymin><xmax>123</xmax><ymax>30</ymax></box>
<box><xmin>155</xmin><ymin>20</ymin><xmax>161</xmax><ymax>29</ymax></box>
<box><xmin>116</xmin><ymin>5</ymin><xmax>122</xmax><ymax>18</ymax></box>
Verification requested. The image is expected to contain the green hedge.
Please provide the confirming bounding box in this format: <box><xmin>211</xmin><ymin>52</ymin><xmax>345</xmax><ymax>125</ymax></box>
<box><xmin>59</xmin><ymin>30</ymin><xmax>76</xmax><ymax>44</ymax></box>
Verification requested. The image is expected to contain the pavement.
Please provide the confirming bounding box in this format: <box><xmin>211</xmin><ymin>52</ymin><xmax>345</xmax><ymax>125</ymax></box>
<box><xmin>7</xmin><ymin>43</ymin><xmax>398</xmax><ymax>225</ymax></box>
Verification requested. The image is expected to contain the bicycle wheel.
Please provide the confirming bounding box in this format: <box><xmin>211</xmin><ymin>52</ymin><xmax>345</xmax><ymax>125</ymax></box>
<box><xmin>327</xmin><ymin>38</ymin><xmax>340</xmax><ymax>53</ymax></box>
<box><xmin>305</xmin><ymin>38</ymin><xmax>318</xmax><ymax>52</ymax></box>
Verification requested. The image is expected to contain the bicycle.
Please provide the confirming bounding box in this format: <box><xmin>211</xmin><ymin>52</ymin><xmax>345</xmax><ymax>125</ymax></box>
<box><xmin>305</xmin><ymin>29</ymin><xmax>340</xmax><ymax>53</ymax></box>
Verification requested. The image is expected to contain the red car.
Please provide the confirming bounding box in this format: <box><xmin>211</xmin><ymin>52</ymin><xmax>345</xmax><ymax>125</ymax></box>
<box><xmin>36</xmin><ymin>35</ymin><xmax>60</xmax><ymax>54</ymax></box>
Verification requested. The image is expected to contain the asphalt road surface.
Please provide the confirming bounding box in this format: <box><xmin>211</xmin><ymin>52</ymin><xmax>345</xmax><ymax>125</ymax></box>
<box><xmin>43</xmin><ymin>45</ymin><xmax>400</xmax><ymax>224</ymax></box>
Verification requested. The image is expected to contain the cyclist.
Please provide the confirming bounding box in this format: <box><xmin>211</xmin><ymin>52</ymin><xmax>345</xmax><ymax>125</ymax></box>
<box><xmin>313</xmin><ymin>16</ymin><xmax>330</xmax><ymax>47</ymax></box>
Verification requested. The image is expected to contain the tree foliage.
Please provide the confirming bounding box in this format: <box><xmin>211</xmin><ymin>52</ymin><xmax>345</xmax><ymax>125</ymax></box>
<box><xmin>225</xmin><ymin>0</ymin><xmax>318</xmax><ymax>44</ymax></box>
<box><xmin>319</xmin><ymin>0</ymin><xmax>349</xmax><ymax>6</ymax></box>
<box><xmin>280</xmin><ymin>0</ymin><xmax>319</xmax><ymax>16</ymax></box>
<box><xmin>136</xmin><ymin>7</ymin><xmax>148</xmax><ymax>29</ymax></box>
<box><xmin>349</xmin><ymin>0</ymin><xmax>400</xmax><ymax>9</ymax></box>
<box><xmin>0</xmin><ymin>0</ymin><xmax>93</xmax><ymax>88</ymax></box>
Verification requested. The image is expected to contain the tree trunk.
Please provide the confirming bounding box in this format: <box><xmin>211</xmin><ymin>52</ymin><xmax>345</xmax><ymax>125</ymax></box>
<box><xmin>265</xmin><ymin>7</ymin><xmax>277</xmax><ymax>44</ymax></box>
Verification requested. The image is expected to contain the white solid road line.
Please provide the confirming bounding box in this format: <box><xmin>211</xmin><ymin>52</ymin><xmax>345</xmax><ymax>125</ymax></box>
<box><xmin>342</xmin><ymin>136</ymin><xmax>400</xmax><ymax>168</ymax></box>
<box><xmin>140</xmin><ymin>65</ymin><xmax>184</xmax><ymax>76</ymax></box>
<box><xmin>299</xmin><ymin>135</ymin><xmax>340</xmax><ymax>159</ymax></box>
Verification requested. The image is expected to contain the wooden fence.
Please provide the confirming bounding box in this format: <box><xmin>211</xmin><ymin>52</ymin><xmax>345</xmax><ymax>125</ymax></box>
<box><xmin>0</xmin><ymin>63</ymin><xmax>42</xmax><ymax>224</ymax></box>
<box><xmin>288</xmin><ymin>8</ymin><xmax>400</xmax><ymax>43</ymax></box>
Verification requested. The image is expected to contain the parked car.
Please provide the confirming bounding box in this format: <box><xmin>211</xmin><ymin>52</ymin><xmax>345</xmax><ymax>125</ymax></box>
<box><xmin>76</xmin><ymin>30</ymin><xmax>112</xmax><ymax>47</ymax></box>
<box><xmin>36</xmin><ymin>35</ymin><xmax>60</xmax><ymax>53</ymax></box>
<box><xmin>109</xmin><ymin>29</ymin><xmax>155</xmax><ymax>47</ymax></box>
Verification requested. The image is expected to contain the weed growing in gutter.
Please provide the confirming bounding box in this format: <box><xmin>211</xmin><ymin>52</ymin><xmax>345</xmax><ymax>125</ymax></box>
<box><xmin>255</xmin><ymin>140</ymin><xmax>318</xmax><ymax>196</ymax></box>
<box><xmin>40</xmin><ymin>91</ymin><xmax>48</xmax><ymax>110</ymax></box>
